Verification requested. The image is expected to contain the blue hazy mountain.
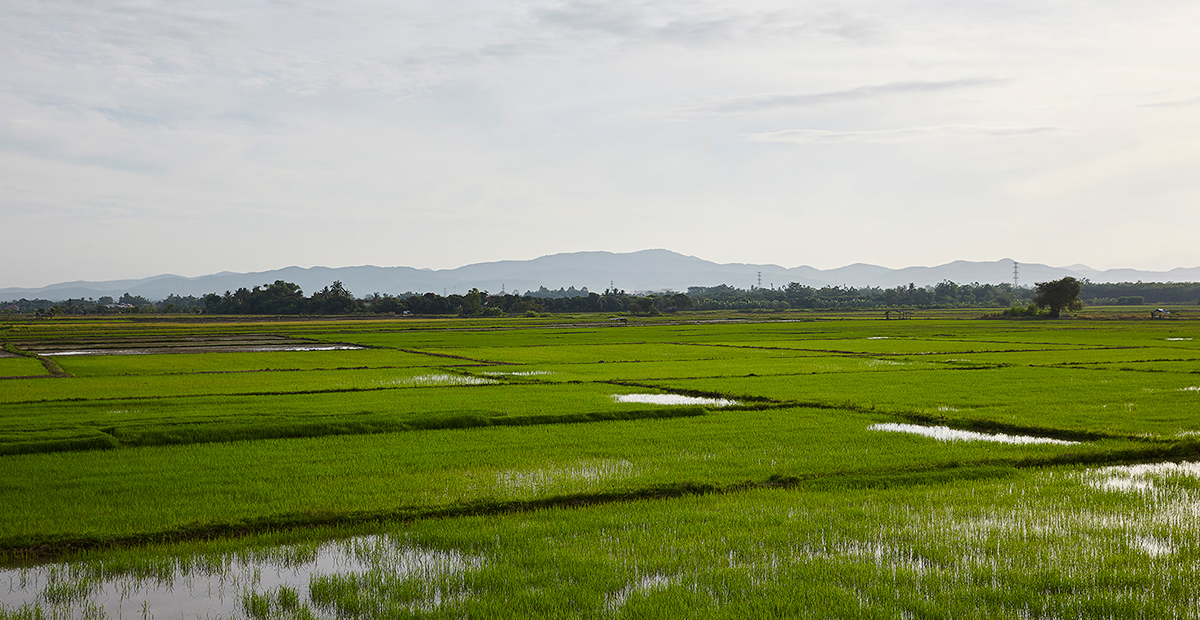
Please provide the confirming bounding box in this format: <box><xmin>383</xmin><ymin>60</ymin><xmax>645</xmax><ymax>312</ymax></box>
<box><xmin>4</xmin><ymin>249</ymin><xmax>1199</xmax><ymax>301</ymax></box>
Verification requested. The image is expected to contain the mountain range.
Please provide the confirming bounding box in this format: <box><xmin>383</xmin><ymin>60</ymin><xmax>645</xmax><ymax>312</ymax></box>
<box><xmin>5</xmin><ymin>250</ymin><xmax>1200</xmax><ymax>302</ymax></box>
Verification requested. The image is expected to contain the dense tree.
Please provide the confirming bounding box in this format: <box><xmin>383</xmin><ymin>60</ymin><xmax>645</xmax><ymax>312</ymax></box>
<box><xmin>310</xmin><ymin>281</ymin><xmax>359</xmax><ymax>314</ymax></box>
<box><xmin>1032</xmin><ymin>277</ymin><xmax>1083</xmax><ymax>318</ymax></box>
<box><xmin>118</xmin><ymin>293</ymin><xmax>152</xmax><ymax>308</ymax></box>
<box><xmin>667</xmin><ymin>293</ymin><xmax>692</xmax><ymax>312</ymax></box>
<box><xmin>161</xmin><ymin>294</ymin><xmax>204</xmax><ymax>313</ymax></box>
<box><xmin>457</xmin><ymin>288</ymin><xmax>501</xmax><ymax>317</ymax></box>
<box><xmin>249</xmin><ymin>281</ymin><xmax>306</xmax><ymax>314</ymax></box>
<box><xmin>1080</xmin><ymin>282</ymin><xmax>1200</xmax><ymax>305</ymax></box>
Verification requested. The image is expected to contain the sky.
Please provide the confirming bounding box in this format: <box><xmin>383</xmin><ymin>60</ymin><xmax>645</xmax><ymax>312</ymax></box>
<box><xmin>4</xmin><ymin>0</ymin><xmax>1200</xmax><ymax>288</ymax></box>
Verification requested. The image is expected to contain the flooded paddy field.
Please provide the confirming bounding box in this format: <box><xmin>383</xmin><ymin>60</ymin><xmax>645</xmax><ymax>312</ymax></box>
<box><xmin>2</xmin><ymin>312</ymin><xmax>1199</xmax><ymax>617</ymax></box>
<box><xmin>5</xmin><ymin>462</ymin><xmax>1199</xmax><ymax>618</ymax></box>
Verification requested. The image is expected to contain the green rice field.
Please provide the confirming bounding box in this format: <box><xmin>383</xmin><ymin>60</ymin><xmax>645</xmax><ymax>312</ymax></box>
<box><xmin>1</xmin><ymin>311</ymin><xmax>1198</xmax><ymax>618</ymax></box>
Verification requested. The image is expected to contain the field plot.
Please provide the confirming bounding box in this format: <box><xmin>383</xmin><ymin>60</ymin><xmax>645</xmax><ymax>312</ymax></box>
<box><xmin>0</xmin><ymin>357</ymin><xmax>47</xmax><ymax>378</ymax></box>
<box><xmin>1</xmin><ymin>407</ymin><xmax>1122</xmax><ymax>543</ymax></box>
<box><xmin>51</xmin><ymin>348</ymin><xmax>434</xmax><ymax>376</ymax></box>
<box><xmin>653</xmin><ymin>366</ymin><xmax>1200</xmax><ymax>437</ymax></box>
<box><xmin>0</xmin><ymin>380</ymin><xmax>723</xmax><ymax>455</ymax></box>
<box><xmin>2</xmin><ymin>313</ymin><xmax>1199</xmax><ymax>618</ymax></box>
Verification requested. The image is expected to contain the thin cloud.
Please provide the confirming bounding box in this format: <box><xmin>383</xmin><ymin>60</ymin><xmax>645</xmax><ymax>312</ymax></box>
<box><xmin>703</xmin><ymin>79</ymin><xmax>1008</xmax><ymax>114</ymax></box>
<box><xmin>745</xmin><ymin>124</ymin><xmax>1067</xmax><ymax>144</ymax></box>
<box><xmin>535</xmin><ymin>3</ymin><xmax>645</xmax><ymax>37</ymax></box>
<box><xmin>0</xmin><ymin>133</ymin><xmax>166</xmax><ymax>174</ymax></box>
<box><xmin>532</xmin><ymin>2</ymin><xmax>808</xmax><ymax>47</ymax></box>
<box><xmin>1141</xmin><ymin>96</ymin><xmax>1200</xmax><ymax>108</ymax></box>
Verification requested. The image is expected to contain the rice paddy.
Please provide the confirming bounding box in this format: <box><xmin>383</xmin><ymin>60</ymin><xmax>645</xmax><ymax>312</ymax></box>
<box><xmin>1</xmin><ymin>311</ymin><xmax>1198</xmax><ymax>618</ymax></box>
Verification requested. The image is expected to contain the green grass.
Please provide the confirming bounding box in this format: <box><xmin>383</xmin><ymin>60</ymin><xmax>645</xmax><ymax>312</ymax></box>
<box><xmin>0</xmin><ymin>379</ymin><xmax>729</xmax><ymax>455</ymax></box>
<box><xmin>0</xmin><ymin>407</ymin><xmax>1149</xmax><ymax>551</ymax></box>
<box><xmin>0</xmin><ymin>357</ymin><xmax>47</xmax><ymax>378</ymax></box>
<box><xmin>354</xmin><ymin>461</ymin><xmax>1200</xmax><ymax>618</ymax></box>
<box><xmin>650</xmin><ymin>365</ymin><xmax>1200</xmax><ymax>438</ymax></box>
<box><xmin>51</xmin><ymin>348</ymin><xmax>439</xmax><ymax>377</ymax></box>
<box><xmin>8</xmin><ymin>460</ymin><xmax>1200</xmax><ymax>619</ymax></box>
<box><xmin>2</xmin><ymin>313</ymin><xmax>1199</xmax><ymax>617</ymax></box>
<box><xmin>1</xmin><ymin>365</ymin><xmax>503</xmax><ymax>403</ymax></box>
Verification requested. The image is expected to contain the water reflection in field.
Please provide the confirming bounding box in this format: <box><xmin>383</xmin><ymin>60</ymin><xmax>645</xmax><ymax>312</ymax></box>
<box><xmin>0</xmin><ymin>535</ymin><xmax>483</xmax><ymax>619</ymax></box>
<box><xmin>869</xmin><ymin>422</ymin><xmax>1078</xmax><ymax>445</ymax></box>
<box><xmin>42</xmin><ymin>344</ymin><xmax>364</xmax><ymax>356</ymax></box>
<box><xmin>612</xmin><ymin>393</ymin><xmax>739</xmax><ymax>407</ymax></box>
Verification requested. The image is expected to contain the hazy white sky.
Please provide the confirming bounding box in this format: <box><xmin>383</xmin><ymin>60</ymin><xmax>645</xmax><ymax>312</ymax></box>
<box><xmin>4</xmin><ymin>0</ymin><xmax>1200</xmax><ymax>287</ymax></box>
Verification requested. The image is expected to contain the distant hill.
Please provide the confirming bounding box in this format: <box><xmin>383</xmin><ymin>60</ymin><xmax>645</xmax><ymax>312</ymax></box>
<box><xmin>4</xmin><ymin>249</ymin><xmax>1200</xmax><ymax>302</ymax></box>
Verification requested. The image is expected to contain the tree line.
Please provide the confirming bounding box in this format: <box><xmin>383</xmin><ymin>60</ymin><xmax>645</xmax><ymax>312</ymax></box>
<box><xmin>1078</xmin><ymin>281</ymin><xmax>1200</xmax><ymax>306</ymax></box>
<box><xmin>196</xmin><ymin>281</ymin><xmax>687</xmax><ymax>316</ymax></box>
<box><xmin>1</xmin><ymin>293</ymin><xmax>205</xmax><ymax>316</ymax></box>
<box><xmin>684</xmin><ymin>281</ymin><xmax>1023</xmax><ymax>310</ymax></box>
<box><xmin>4</xmin><ymin>279</ymin><xmax>1198</xmax><ymax>317</ymax></box>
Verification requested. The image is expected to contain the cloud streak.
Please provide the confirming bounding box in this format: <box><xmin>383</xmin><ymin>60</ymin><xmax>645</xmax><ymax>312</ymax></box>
<box><xmin>695</xmin><ymin>79</ymin><xmax>1009</xmax><ymax>115</ymax></box>
<box><xmin>1141</xmin><ymin>96</ymin><xmax>1200</xmax><ymax>109</ymax></box>
<box><xmin>745</xmin><ymin>124</ymin><xmax>1067</xmax><ymax>144</ymax></box>
<box><xmin>532</xmin><ymin>2</ymin><xmax>796</xmax><ymax>45</ymax></box>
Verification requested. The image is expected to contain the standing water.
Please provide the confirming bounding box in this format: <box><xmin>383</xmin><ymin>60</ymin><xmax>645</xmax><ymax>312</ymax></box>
<box><xmin>0</xmin><ymin>534</ymin><xmax>484</xmax><ymax>619</ymax></box>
